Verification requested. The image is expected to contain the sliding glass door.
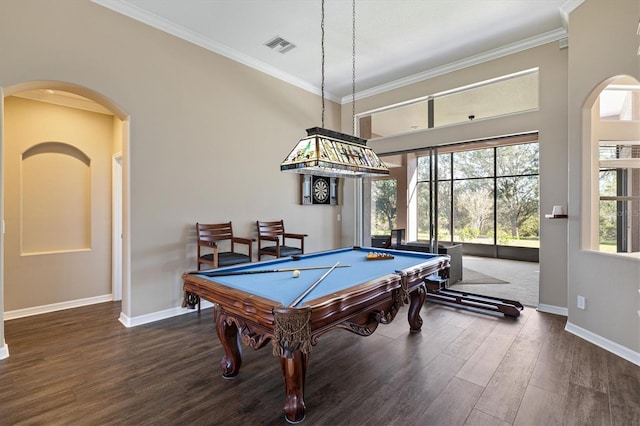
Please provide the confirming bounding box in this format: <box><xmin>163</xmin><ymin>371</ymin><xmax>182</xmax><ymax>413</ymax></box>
<box><xmin>373</xmin><ymin>138</ymin><xmax>539</xmax><ymax>260</ymax></box>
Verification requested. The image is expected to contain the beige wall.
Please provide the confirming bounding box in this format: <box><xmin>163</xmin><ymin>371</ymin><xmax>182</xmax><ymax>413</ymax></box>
<box><xmin>0</xmin><ymin>0</ymin><xmax>637</xmax><ymax>362</ymax></box>
<box><xmin>3</xmin><ymin>96</ymin><xmax>113</xmax><ymax>310</ymax></box>
<box><xmin>342</xmin><ymin>41</ymin><xmax>570</xmax><ymax>310</ymax></box>
<box><xmin>0</xmin><ymin>0</ymin><xmax>342</xmax><ymax>326</ymax></box>
<box><xmin>567</xmin><ymin>0</ymin><xmax>640</xmax><ymax>354</ymax></box>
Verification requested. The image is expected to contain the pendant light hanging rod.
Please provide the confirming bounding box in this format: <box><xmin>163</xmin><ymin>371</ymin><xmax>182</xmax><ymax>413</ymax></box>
<box><xmin>321</xmin><ymin>0</ymin><xmax>326</xmax><ymax>129</ymax></box>
<box><xmin>352</xmin><ymin>0</ymin><xmax>356</xmax><ymax>136</ymax></box>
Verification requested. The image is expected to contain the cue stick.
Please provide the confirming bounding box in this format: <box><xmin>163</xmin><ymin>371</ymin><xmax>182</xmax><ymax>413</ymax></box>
<box><xmin>194</xmin><ymin>264</ymin><xmax>350</xmax><ymax>277</ymax></box>
<box><xmin>288</xmin><ymin>261</ymin><xmax>340</xmax><ymax>308</ymax></box>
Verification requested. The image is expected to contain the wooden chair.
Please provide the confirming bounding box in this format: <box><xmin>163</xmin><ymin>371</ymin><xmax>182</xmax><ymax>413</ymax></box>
<box><xmin>197</xmin><ymin>222</ymin><xmax>253</xmax><ymax>271</ymax></box>
<box><xmin>256</xmin><ymin>220</ymin><xmax>307</xmax><ymax>259</ymax></box>
<box><xmin>185</xmin><ymin>222</ymin><xmax>253</xmax><ymax>312</ymax></box>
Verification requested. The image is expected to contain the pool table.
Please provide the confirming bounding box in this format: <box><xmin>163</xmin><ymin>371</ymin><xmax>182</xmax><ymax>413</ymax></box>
<box><xmin>182</xmin><ymin>246</ymin><xmax>449</xmax><ymax>423</ymax></box>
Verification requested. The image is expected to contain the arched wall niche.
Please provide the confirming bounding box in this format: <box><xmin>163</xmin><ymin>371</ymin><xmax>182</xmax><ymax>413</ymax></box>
<box><xmin>23</xmin><ymin>141</ymin><xmax>91</xmax><ymax>164</ymax></box>
<box><xmin>21</xmin><ymin>141</ymin><xmax>92</xmax><ymax>254</ymax></box>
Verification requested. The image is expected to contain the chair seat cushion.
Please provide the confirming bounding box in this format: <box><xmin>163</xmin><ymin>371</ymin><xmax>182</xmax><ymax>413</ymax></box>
<box><xmin>200</xmin><ymin>252</ymin><xmax>251</xmax><ymax>266</ymax></box>
<box><xmin>261</xmin><ymin>245</ymin><xmax>302</xmax><ymax>257</ymax></box>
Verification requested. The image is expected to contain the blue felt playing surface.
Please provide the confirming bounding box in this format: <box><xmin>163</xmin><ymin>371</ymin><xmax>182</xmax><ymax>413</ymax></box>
<box><xmin>197</xmin><ymin>247</ymin><xmax>441</xmax><ymax>307</ymax></box>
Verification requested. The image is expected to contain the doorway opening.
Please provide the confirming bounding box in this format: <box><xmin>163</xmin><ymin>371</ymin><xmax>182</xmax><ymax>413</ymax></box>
<box><xmin>1</xmin><ymin>81</ymin><xmax>129</xmax><ymax>326</ymax></box>
<box><xmin>369</xmin><ymin>133</ymin><xmax>540</xmax><ymax>307</ymax></box>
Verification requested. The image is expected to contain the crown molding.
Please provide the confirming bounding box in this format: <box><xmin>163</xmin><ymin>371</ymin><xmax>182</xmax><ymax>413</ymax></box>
<box><xmin>92</xmin><ymin>1</ymin><xmax>570</xmax><ymax>105</ymax></box>
<box><xmin>342</xmin><ymin>27</ymin><xmax>568</xmax><ymax>104</ymax></box>
<box><xmin>560</xmin><ymin>0</ymin><xmax>586</xmax><ymax>28</ymax></box>
<box><xmin>91</xmin><ymin>0</ymin><xmax>341</xmax><ymax>103</ymax></box>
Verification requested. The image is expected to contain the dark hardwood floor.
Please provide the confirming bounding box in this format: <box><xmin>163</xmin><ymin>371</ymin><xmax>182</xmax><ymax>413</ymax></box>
<box><xmin>1</xmin><ymin>301</ymin><xmax>638</xmax><ymax>425</ymax></box>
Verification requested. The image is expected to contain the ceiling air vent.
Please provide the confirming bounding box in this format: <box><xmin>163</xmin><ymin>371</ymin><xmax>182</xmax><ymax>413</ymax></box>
<box><xmin>265</xmin><ymin>36</ymin><xmax>296</xmax><ymax>54</ymax></box>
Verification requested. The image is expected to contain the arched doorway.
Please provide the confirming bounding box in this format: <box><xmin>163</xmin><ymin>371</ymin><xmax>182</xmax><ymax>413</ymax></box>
<box><xmin>0</xmin><ymin>81</ymin><xmax>130</xmax><ymax>359</ymax></box>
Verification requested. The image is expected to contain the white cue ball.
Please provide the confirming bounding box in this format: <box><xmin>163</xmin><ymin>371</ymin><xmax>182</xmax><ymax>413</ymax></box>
<box><xmin>292</xmin><ymin>270</ymin><xmax>300</xmax><ymax>278</ymax></box>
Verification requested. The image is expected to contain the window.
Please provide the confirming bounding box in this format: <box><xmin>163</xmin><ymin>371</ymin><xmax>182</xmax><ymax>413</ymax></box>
<box><xmin>434</xmin><ymin>71</ymin><xmax>538</xmax><ymax>127</ymax></box>
<box><xmin>416</xmin><ymin>156</ymin><xmax>432</xmax><ymax>240</ymax></box>
<box><xmin>496</xmin><ymin>144</ymin><xmax>540</xmax><ymax>247</ymax></box>
<box><xmin>359</xmin><ymin>69</ymin><xmax>538</xmax><ymax>139</ymax></box>
<box><xmin>436</xmin><ymin>154</ymin><xmax>452</xmax><ymax>243</ymax></box>
<box><xmin>415</xmin><ymin>139</ymin><xmax>539</xmax><ymax>248</ymax></box>
<box><xmin>370</xmin><ymin>179</ymin><xmax>397</xmax><ymax>236</ymax></box>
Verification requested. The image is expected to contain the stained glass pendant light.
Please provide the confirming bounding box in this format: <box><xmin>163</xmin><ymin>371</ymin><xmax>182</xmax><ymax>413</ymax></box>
<box><xmin>280</xmin><ymin>0</ymin><xmax>389</xmax><ymax>178</ymax></box>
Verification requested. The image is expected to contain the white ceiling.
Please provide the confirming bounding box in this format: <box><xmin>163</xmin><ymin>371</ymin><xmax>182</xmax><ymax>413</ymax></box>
<box><xmin>92</xmin><ymin>0</ymin><xmax>583</xmax><ymax>103</ymax></box>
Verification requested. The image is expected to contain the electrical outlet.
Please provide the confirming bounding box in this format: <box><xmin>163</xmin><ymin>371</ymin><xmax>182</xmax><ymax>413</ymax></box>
<box><xmin>577</xmin><ymin>295</ymin><xmax>586</xmax><ymax>310</ymax></box>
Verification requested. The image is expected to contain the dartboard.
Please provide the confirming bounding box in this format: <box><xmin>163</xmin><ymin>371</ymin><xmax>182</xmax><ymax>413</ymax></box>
<box><xmin>312</xmin><ymin>177</ymin><xmax>329</xmax><ymax>204</ymax></box>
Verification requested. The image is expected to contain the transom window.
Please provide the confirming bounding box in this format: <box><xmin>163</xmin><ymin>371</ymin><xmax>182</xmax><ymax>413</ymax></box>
<box><xmin>359</xmin><ymin>69</ymin><xmax>539</xmax><ymax>139</ymax></box>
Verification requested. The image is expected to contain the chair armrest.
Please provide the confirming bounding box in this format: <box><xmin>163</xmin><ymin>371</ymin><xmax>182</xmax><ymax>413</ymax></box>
<box><xmin>282</xmin><ymin>232</ymin><xmax>306</xmax><ymax>254</ymax></box>
<box><xmin>232</xmin><ymin>237</ymin><xmax>254</xmax><ymax>261</ymax></box>
<box><xmin>197</xmin><ymin>240</ymin><xmax>219</xmax><ymax>268</ymax></box>
<box><xmin>283</xmin><ymin>233</ymin><xmax>307</xmax><ymax>240</ymax></box>
<box><xmin>232</xmin><ymin>237</ymin><xmax>254</xmax><ymax>245</ymax></box>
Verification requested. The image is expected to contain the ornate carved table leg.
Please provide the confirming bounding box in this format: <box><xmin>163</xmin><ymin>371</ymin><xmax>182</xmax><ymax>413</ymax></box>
<box><xmin>408</xmin><ymin>283</ymin><xmax>426</xmax><ymax>332</ymax></box>
<box><xmin>216</xmin><ymin>311</ymin><xmax>242</xmax><ymax>377</ymax></box>
<box><xmin>279</xmin><ymin>350</ymin><xmax>308</xmax><ymax>424</ymax></box>
<box><xmin>183</xmin><ymin>291</ymin><xmax>199</xmax><ymax>309</ymax></box>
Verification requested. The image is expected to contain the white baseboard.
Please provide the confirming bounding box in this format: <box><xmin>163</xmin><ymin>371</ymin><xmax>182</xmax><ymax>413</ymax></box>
<box><xmin>4</xmin><ymin>294</ymin><xmax>113</xmax><ymax>321</ymax></box>
<box><xmin>2</xmin><ymin>293</ymin><xmax>212</xmax><ymax>326</ymax></box>
<box><xmin>1</xmin><ymin>297</ymin><xmax>214</xmax><ymax>360</ymax></box>
<box><xmin>119</xmin><ymin>299</ymin><xmax>214</xmax><ymax>328</ymax></box>
<box><xmin>565</xmin><ymin>321</ymin><xmax>640</xmax><ymax>366</ymax></box>
<box><xmin>0</xmin><ymin>341</ymin><xmax>9</xmax><ymax>360</ymax></box>
<box><xmin>537</xmin><ymin>303</ymin><xmax>568</xmax><ymax>316</ymax></box>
